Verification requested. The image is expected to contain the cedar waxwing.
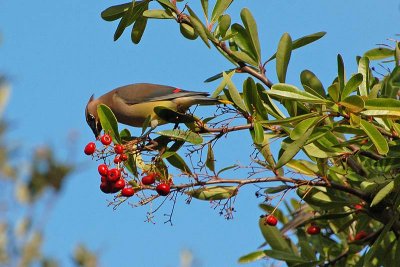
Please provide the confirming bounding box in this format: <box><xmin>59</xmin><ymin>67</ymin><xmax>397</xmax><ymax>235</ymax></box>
<box><xmin>85</xmin><ymin>83</ymin><xmax>220</xmax><ymax>138</ymax></box>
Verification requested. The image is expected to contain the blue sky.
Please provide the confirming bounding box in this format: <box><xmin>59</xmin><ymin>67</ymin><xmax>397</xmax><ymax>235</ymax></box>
<box><xmin>0</xmin><ymin>1</ymin><xmax>399</xmax><ymax>266</ymax></box>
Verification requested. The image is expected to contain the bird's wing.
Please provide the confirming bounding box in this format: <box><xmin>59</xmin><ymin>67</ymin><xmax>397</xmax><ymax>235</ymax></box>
<box><xmin>115</xmin><ymin>83</ymin><xmax>210</xmax><ymax>105</ymax></box>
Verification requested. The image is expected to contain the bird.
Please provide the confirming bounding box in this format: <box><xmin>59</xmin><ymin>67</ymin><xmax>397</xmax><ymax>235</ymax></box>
<box><xmin>85</xmin><ymin>83</ymin><xmax>222</xmax><ymax>138</ymax></box>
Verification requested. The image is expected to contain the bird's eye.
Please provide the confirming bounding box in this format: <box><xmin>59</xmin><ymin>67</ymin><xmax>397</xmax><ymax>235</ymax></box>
<box><xmin>87</xmin><ymin>114</ymin><xmax>95</xmax><ymax>122</ymax></box>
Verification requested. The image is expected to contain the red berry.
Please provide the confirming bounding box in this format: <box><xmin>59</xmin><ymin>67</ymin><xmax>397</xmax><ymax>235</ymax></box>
<box><xmin>121</xmin><ymin>187</ymin><xmax>135</xmax><ymax>197</ymax></box>
<box><xmin>100</xmin><ymin>134</ymin><xmax>112</xmax><ymax>146</ymax></box>
<box><xmin>265</xmin><ymin>215</ymin><xmax>278</xmax><ymax>226</ymax></box>
<box><xmin>355</xmin><ymin>230</ymin><xmax>367</xmax><ymax>240</ymax></box>
<box><xmin>114</xmin><ymin>155</ymin><xmax>122</xmax><ymax>164</ymax></box>
<box><xmin>306</xmin><ymin>225</ymin><xmax>321</xmax><ymax>235</ymax></box>
<box><xmin>354</xmin><ymin>204</ymin><xmax>363</xmax><ymax>213</ymax></box>
<box><xmin>100</xmin><ymin>182</ymin><xmax>112</xmax><ymax>194</ymax></box>
<box><xmin>101</xmin><ymin>176</ymin><xmax>107</xmax><ymax>183</ymax></box>
<box><xmin>98</xmin><ymin>164</ymin><xmax>109</xmax><ymax>176</ymax></box>
<box><xmin>114</xmin><ymin>144</ymin><xmax>124</xmax><ymax>154</ymax></box>
<box><xmin>107</xmin><ymin>168</ymin><xmax>121</xmax><ymax>183</ymax></box>
<box><xmin>120</xmin><ymin>153</ymin><xmax>128</xmax><ymax>161</ymax></box>
<box><xmin>156</xmin><ymin>183</ymin><xmax>170</xmax><ymax>196</ymax></box>
<box><xmin>84</xmin><ymin>142</ymin><xmax>96</xmax><ymax>155</ymax></box>
<box><xmin>142</xmin><ymin>173</ymin><xmax>157</xmax><ymax>185</ymax></box>
<box><xmin>113</xmin><ymin>179</ymin><xmax>125</xmax><ymax>191</ymax></box>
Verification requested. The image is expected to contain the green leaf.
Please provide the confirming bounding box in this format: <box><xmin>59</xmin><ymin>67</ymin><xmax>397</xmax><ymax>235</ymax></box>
<box><xmin>240</xmin><ymin>8</ymin><xmax>261</xmax><ymax>62</ymax></box>
<box><xmin>216</xmin><ymin>165</ymin><xmax>237</xmax><ymax>176</ymax></box>
<box><xmin>365</xmin><ymin>98</ymin><xmax>400</xmax><ymax>110</ymax></box>
<box><xmin>142</xmin><ymin>9</ymin><xmax>174</xmax><ymax>19</ymax></box>
<box><xmin>327</xmin><ymin>82</ymin><xmax>339</xmax><ymax>102</ymax></box>
<box><xmin>231</xmin><ymin>24</ymin><xmax>258</xmax><ymax>64</ymax></box>
<box><xmin>268</xmin><ymin>83</ymin><xmax>330</xmax><ymax>104</ymax></box>
<box><xmin>210</xmin><ymin>70</ymin><xmax>234</xmax><ymax>97</ymax></box>
<box><xmin>187</xmin><ymin>6</ymin><xmax>210</xmax><ymax>48</ymax></box>
<box><xmin>223</xmin><ymin>72</ymin><xmax>247</xmax><ymax>112</ymax></box>
<box><xmin>364</xmin><ymin>47</ymin><xmax>394</xmax><ymax>60</ymax></box>
<box><xmin>341</xmin><ymin>73</ymin><xmax>363</xmax><ymax>99</ymax></box>
<box><xmin>131</xmin><ymin>15</ymin><xmax>148</xmax><ymax>44</ymax></box>
<box><xmin>205</xmin><ymin>143</ymin><xmax>215</xmax><ymax>172</ymax></box>
<box><xmin>267</xmin><ymin>31</ymin><xmax>326</xmax><ymax>62</ymax></box>
<box><xmin>231</xmin><ymin>51</ymin><xmax>259</xmax><ymax>67</ymax></box>
<box><xmin>340</xmin><ymin>95</ymin><xmax>365</xmax><ymax>113</ymax></box>
<box><xmin>97</xmin><ymin>104</ymin><xmax>121</xmax><ymax>143</ymax></box>
<box><xmin>114</xmin><ymin>1</ymin><xmax>135</xmax><ymax>41</ymax></box>
<box><xmin>157</xmin><ymin>129</ymin><xmax>203</xmax><ymax>145</ymax></box>
<box><xmin>337</xmin><ymin>54</ymin><xmax>345</xmax><ymax>92</ymax></box>
<box><xmin>200</xmin><ymin>0</ymin><xmax>209</xmax><ymax>20</ymax></box>
<box><xmin>358</xmin><ymin>56</ymin><xmax>370</xmax><ymax>96</ymax></box>
<box><xmin>252</xmin><ymin>122</ymin><xmax>265</xmax><ymax>145</ymax></box>
<box><xmin>290</xmin><ymin>117</ymin><xmax>321</xmax><ymax>140</ymax></box>
<box><xmin>238</xmin><ymin>250</ymin><xmax>267</xmax><ymax>264</ymax></box>
<box><xmin>243</xmin><ymin>77</ymin><xmax>267</xmax><ymax>119</ymax></box>
<box><xmin>101</xmin><ymin>3</ymin><xmax>131</xmax><ymax>21</ymax></box>
<box><xmin>154</xmin><ymin>106</ymin><xmax>196</xmax><ymax>123</ymax></box>
<box><xmin>286</xmin><ymin>160</ymin><xmax>318</xmax><ymax>176</ymax></box>
<box><xmin>265</xmin><ymin>185</ymin><xmax>290</xmax><ymax>194</ymax></box>
<box><xmin>258</xmin><ymin>217</ymin><xmax>292</xmax><ymax>252</ymax></box>
<box><xmin>264</xmin><ymin>250</ymin><xmax>308</xmax><ymax>264</ymax></box>
<box><xmin>257</xmin><ymin>83</ymin><xmax>286</xmax><ymax>119</ymax></box>
<box><xmin>187</xmin><ymin>186</ymin><xmax>237</xmax><ymax>200</ymax></box>
<box><xmin>360</xmin><ymin>119</ymin><xmax>388</xmax><ymax>155</ymax></box>
<box><xmin>211</xmin><ymin>0</ymin><xmax>233</xmax><ymax>23</ymax></box>
<box><xmin>276</xmin><ymin>126</ymin><xmax>315</xmax><ymax>169</ymax></box>
<box><xmin>259</xmin><ymin>112</ymin><xmax>318</xmax><ymax>126</ymax></box>
<box><xmin>370</xmin><ymin>180</ymin><xmax>394</xmax><ymax>207</ymax></box>
<box><xmin>165</xmin><ymin>152</ymin><xmax>192</xmax><ymax>174</ymax></box>
<box><xmin>156</xmin><ymin>0</ymin><xmax>175</xmax><ymax>11</ymax></box>
<box><xmin>276</xmin><ymin>33</ymin><xmax>292</xmax><ymax>83</ymax></box>
<box><xmin>217</xmin><ymin>14</ymin><xmax>231</xmax><ymax>38</ymax></box>
<box><xmin>300</xmin><ymin>70</ymin><xmax>326</xmax><ymax>98</ymax></box>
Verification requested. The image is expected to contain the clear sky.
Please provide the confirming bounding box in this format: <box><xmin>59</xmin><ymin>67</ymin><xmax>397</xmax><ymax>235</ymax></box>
<box><xmin>0</xmin><ymin>1</ymin><xmax>399</xmax><ymax>266</ymax></box>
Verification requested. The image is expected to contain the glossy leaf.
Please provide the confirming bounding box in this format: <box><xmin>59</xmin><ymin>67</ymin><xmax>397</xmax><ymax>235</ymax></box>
<box><xmin>231</xmin><ymin>24</ymin><xmax>258</xmax><ymax>63</ymax></box>
<box><xmin>243</xmin><ymin>77</ymin><xmax>267</xmax><ymax>119</ymax></box>
<box><xmin>97</xmin><ymin>104</ymin><xmax>121</xmax><ymax>143</ymax></box>
<box><xmin>131</xmin><ymin>15</ymin><xmax>148</xmax><ymax>44</ymax></box>
<box><xmin>265</xmin><ymin>185</ymin><xmax>290</xmax><ymax>194</ymax></box>
<box><xmin>210</xmin><ymin>70</ymin><xmax>234</xmax><ymax>97</ymax></box>
<box><xmin>337</xmin><ymin>54</ymin><xmax>345</xmax><ymax>92</ymax></box>
<box><xmin>223</xmin><ymin>72</ymin><xmax>247</xmax><ymax>112</ymax></box>
<box><xmin>276</xmin><ymin>126</ymin><xmax>314</xmax><ymax>169</ymax></box>
<box><xmin>358</xmin><ymin>56</ymin><xmax>370</xmax><ymax>96</ymax></box>
<box><xmin>327</xmin><ymin>82</ymin><xmax>339</xmax><ymax>102</ymax></box>
<box><xmin>252</xmin><ymin>122</ymin><xmax>265</xmax><ymax>145</ymax></box>
<box><xmin>187</xmin><ymin>6</ymin><xmax>210</xmax><ymax>48</ymax></box>
<box><xmin>205</xmin><ymin>143</ymin><xmax>215</xmax><ymax>172</ymax></box>
<box><xmin>370</xmin><ymin>180</ymin><xmax>394</xmax><ymax>207</ymax></box>
<box><xmin>142</xmin><ymin>9</ymin><xmax>174</xmax><ymax>19</ymax></box>
<box><xmin>260</xmin><ymin>112</ymin><xmax>318</xmax><ymax>126</ymax></box>
<box><xmin>217</xmin><ymin>14</ymin><xmax>231</xmax><ymax>38</ymax></box>
<box><xmin>300</xmin><ymin>70</ymin><xmax>326</xmax><ymax>98</ymax></box>
<box><xmin>258</xmin><ymin>217</ymin><xmax>292</xmax><ymax>252</ymax></box>
<box><xmin>200</xmin><ymin>0</ymin><xmax>208</xmax><ymax>20</ymax></box>
<box><xmin>211</xmin><ymin>0</ymin><xmax>233</xmax><ymax>23</ymax></box>
<box><xmin>364</xmin><ymin>47</ymin><xmax>394</xmax><ymax>60</ymax></box>
<box><xmin>268</xmin><ymin>83</ymin><xmax>330</xmax><ymax>104</ymax></box>
<box><xmin>264</xmin><ymin>250</ymin><xmax>308</xmax><ymax>264</ymax></box>
<box><xmin>230</xmin><ymin>51</ymin><xmax>259</xmax><ymax>67</ymax></box>
<box><xmin>341</xmin><ymin>73</ymin><xmax>363</xmax><ymax>99</ymax></box>
<box><xmin>240</xmin><ymin>8</ymin><xmax>261</xmax><ymax>62</ymax></box>
<box><xmin>157</xmin><ymin>129</ymin><xmax>203</xmax><ymax>145</ymax></box>
<box><xmin>156</xmin><ymin>0</ymin><xmax>175</xmax><ymax>11</ymax></box>
<box><xmin>290</xmin><ymin>117</ymin><xmax>321</xmax><ymax>140</ymax></box>
<box><xmin>257</xmin><ymin>83</ymin><xmax>286</xmax><ymax>119</ymax></box>
<box><xmin>286</xmin><ymin>160</ymin><xmax>318</xmax><ymax>176</ymax></box>
<box><xmin>267</xmin><ymin>31</ymin><xmax>326</xmax><ymax>62</ymax></box>
<box><xmin>187</xmin><ymin>186</ymin><xmax>237</xmax><ymax>200</ymax></box>
<box><xmin>101</xmin><ymin>3</ymin><xmax>131</xmax><ymax>21</ymax></box>
<box><xmin>340</xmin><ymin>95</ymin><xmax>365</xmax><ymax>113</ymax></box>
<box><xmin>360</xmin><ymin>119</ymin><xmax>388</xmax><ymax>155</ymax></box>
<box><xmin>276</xmin><ymin>33</ymin><xmax>292</xmax><ymax>83</ymax></box>
<box><xmin>165</xmin><ymin>152</ymin><xmax>192</xmax><ymax>174</ymax></box>
<box><xmin>114</xmin><ymin>1</ymin><xmax>135</xmax><ymax>41</ymax></box>
<box><xmin>238</xmin><ymin>250</ymin><xmax>267</xmax><ymax>264</ymax></box>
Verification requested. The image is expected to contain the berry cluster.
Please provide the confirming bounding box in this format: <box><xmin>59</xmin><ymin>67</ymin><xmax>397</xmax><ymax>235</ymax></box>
<box><xmin>84</xmin><ymin>133</ymin><xmax>172</xmax><ymax>198</ymax></box>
